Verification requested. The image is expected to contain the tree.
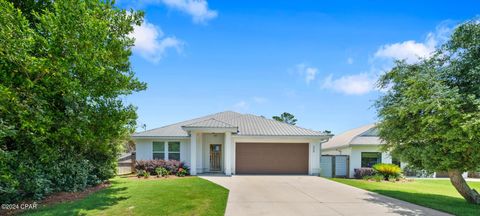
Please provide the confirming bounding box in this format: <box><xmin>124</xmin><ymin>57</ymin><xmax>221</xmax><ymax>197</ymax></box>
<box><xmin>322</xmin><ymin>130</ymin><xmax>332</xmax><ymax>135</ymax></box>
<box><xmin>272</xmin><ymin>112</ymin><xmax>297</xmax><ymax>125</ymax></box>
<box><xmin>0</xmin><ymin>0</ymin><xmax>145</xmax><ymax>202</ymax></box>
<box><xmin>375</xmin><ymin>20</ymin><xmax>480</xmax><ymax>204</ymax></box>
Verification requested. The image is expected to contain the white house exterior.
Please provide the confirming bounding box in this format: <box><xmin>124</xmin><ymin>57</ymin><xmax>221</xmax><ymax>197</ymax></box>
<box><xmin>132</xmin><ymin>111</ymin><xmax>330</xmax><ymax>175</ymax></box>
<box><xmin>322</xmin><ymin>124</ymin><xmax>400</xmax><ymax>178</ymax></box>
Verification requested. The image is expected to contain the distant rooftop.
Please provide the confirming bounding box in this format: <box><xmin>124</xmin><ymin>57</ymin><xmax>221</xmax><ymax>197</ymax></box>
<box><xmin>322</xmin><ymin>123</ymin><xmax>383</xmax><ymax>150</ymax></box>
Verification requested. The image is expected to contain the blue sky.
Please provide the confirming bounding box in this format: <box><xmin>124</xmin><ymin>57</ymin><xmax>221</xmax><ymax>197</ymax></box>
<box><xmin>118</xmin><ymin>0</ymin><xmax>479</xmax><ymax>134</ymax></box>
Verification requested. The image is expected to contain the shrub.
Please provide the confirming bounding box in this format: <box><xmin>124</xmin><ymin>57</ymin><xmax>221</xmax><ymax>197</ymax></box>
<box><xmin>143</xmin><ymin>171</ymin><xmax>150</xmax><ymax>178</ymax></box>
<box><xmin>137</xmin><ymin>170</ymin><xmax>145</xmax><ymax>178</ymax></box>
<box><xmin>0</xmin><ymin>0</ymin><xmax>143</xmax><ymax>204</ymax></box>
<box><xmin>373</xmin><ymin>163</ymin><xmax>402</xmax><ymax>180</ymax></box>
<box><xmin>372</xmin><ymin>174</ymin><xmax>384</xmax><ymax>182</ymax></box>
<box><xmin>135</xmin><ymin>160</ymin><xmax>189</xmax><ymax>176</ymax></box>
<box><xmin>403</xmin><ymin>166</ymin><xmax>434</xmax><ymax>178</ymax></box>
<box><xmin>176</xmin><ymin>168</ymin><xmax>188</xmax><ymax>177</ymax></box>
<box><xmin>354</xmin><ymin>168</ymin><xmax>376</xmax><ymax>179</ymax></box>
<box><xmin>155</xmin><ymin>167</ymin><xmax>170</xmax><ymax>178</ymax></box>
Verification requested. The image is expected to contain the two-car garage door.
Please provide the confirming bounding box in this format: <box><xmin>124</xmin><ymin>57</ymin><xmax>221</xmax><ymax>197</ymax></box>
<box><xmin>235</xmin><ymin>143</ymin><xmax>309</xmax><ymax>174</ymax></box>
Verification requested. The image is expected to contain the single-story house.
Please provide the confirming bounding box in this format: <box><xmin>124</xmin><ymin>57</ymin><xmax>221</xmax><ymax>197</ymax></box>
<box><xmin>322</xmin><ymin>124</ymin><xmax>474</xmax><ymax>179</ymax></box>
<box><xmin>132</xmin><ymin>111</ymin><xmax>330</xmax><ymax>175</ymax></box>
<box><xmin>322</xmin><ymin>124</ymin><xmax>401</xmax><ymax>178</ymax></box>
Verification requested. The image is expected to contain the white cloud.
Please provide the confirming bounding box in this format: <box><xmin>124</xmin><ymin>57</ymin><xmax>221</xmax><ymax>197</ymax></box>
<box><xmin>130</xmin><ymin>19</ymin><xmax>183</xmax><ymax>63</ymax></box>
<box><xmin>322</xmin><ymin>73</ymin><xmax>376</xmax><ymax>95</ymax></box>
<box><xmin>374</xmin><ymin>40</ymin><xmax>434</xmax><ymax>64</ymax></box>
<box><xmin>232</xmin><ymin>100</ymin><xmax>249</xmax><ymax>111</ymax></box>
<box><xmin>296</xmin><ymin>64</ymin><xmax>318</xmax><ymax>84</ymax></box>
<box><xmin>161</xmin><ymin>0</ymin><xmax>217</xmax><ymax>23</ymax></box>
<box><xmin>347</xmin><ymin>57</ymin><xmax>354</xmax><ymax>64</ymax></box>
<box><xmin>374</xmin><ymin>23</ymin><xmax>452</xmax><ymax>64</ymax></box>
<box><xmin>319</xmin><ymin>22</ymin><xmax>453</xmax><ymax>96</ymax></box>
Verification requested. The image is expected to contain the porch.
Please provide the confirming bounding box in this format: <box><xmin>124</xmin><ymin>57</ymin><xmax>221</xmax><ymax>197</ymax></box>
<box><xmin>181</xmin><ymin>120</ymin><xmax>237</xmax><ymax>176</ymax></box>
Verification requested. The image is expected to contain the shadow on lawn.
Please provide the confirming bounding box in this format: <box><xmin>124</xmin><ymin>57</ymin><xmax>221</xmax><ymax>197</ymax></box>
<box><xmin>26</xmin><ymin>180</ymin><xmax>130</xmax><ymax>216</ymax></box>
<box><xmin>364</xmin><ymin>189</ymin><xmax>480</xmax><ymax>216</ymax></box>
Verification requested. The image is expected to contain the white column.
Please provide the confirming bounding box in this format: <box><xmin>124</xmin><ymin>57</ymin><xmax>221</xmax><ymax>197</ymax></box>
<box><xmin>224</xmin><ymin>132</ymin><xmax>232</xmax><ymax>175</ymax></box>
<box><xmin>190</xmin><ymin>132</ymin><xmax>197</xmax><ymax>175</ymax></box>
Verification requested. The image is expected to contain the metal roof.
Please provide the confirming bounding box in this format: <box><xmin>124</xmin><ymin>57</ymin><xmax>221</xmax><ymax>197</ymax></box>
<box><xmin>182</xmin><ymin>118</ymin><xmax>237</xmax><ymax>128</ymax></box>
<box><xmin>132</xmin><ymin>111</ymin><xmax>326</xmax><ymax>137</ymax></box>
<box><xmin>321</xmin><ymin>123</ymin><xmax>383</xmax><ymax>150</ymax></box>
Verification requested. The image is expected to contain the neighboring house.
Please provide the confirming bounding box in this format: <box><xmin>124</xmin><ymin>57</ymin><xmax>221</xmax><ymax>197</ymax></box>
<box><xmin>322</xmin><ymin>124</ymin><xmax>474</xmax><ymax>179</ymax></box>
<box><xmin>322</xmin><ymin>124</ymin><xmax>401</xmax><ymax>178</ymax></box>
<box><xmin>132</xmin><ymin>111</ymin><xmax>330</xmax><ymax>175</ymax></box>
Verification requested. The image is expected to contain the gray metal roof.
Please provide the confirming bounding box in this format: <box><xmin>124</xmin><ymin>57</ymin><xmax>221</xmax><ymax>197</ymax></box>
<box><xmin>132</xmin><ymin>111</ymin><xmax>326</xmax><ymax>137</ymax></box>
<box><xmin>182</xmin><ymin>118</ymin><xmax>237</xmax><ymax>128</ymax></box>
<box><xmin>322</xmin><ymin>123</ymin><xmax>383</xmax><ymax>150</ymax></box>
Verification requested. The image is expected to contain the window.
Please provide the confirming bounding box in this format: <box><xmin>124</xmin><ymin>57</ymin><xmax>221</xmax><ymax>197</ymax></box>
<box><xmin>361</xmin><ymin>152</ymin><xmax>382</xmax><ymax>167</ymax></box>
<box><xmin>153</xmin><ymin>142</ymin><xmax>165</xmax><ymax>160</ymax></box>
<box><xmin>168</xmin><ymin>142</ymin><xmax>180</xmax><ymax>161</ymax></box>
<box><xmin>152</xmin><ymin>141</ymin><xmax>181</xmax><ymax>161</ymax></box>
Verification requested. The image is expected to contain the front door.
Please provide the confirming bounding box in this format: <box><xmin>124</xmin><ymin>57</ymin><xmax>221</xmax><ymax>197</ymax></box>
<box><xmin>210</xmin><ymin>144</ymin><xmax>222</xmax><ymax>171</ymax></box>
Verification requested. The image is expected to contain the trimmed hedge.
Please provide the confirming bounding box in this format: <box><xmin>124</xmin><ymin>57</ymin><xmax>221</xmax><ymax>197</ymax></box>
<box><xmin>135</xmin><ymin>160</ymin><xmax>189</xmax><ymax>176</ymax></box>
<box><xmin>354</xmin><ymin>168</ymin><xmax>376</xmax><ymax>179</ymax></box>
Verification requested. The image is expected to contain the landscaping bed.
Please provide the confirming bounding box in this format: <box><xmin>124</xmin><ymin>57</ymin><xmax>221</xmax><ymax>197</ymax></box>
<box><xmin>331</xmin><ymin>178</ymin><xmax>480</xmax><ymax>216</ymax></box>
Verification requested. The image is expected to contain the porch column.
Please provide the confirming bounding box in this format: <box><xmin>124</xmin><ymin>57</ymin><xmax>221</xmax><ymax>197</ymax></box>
<box><xmin>224</xmin><ymin>132</ymin><xmax>232</xmax><ymax>175</ymax></box>
<box><xmin>190</xmin><ymin>132</ymin><xmax>197</xmax><ymax>175</ymax></box>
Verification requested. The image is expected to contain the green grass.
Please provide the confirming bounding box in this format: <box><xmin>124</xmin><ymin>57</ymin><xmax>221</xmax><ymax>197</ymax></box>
<box><xmin>331</xmin><ymin>178</ymin><xmax>480</xmax><ymax>216</ymax></box>
<box><xmin>23</xmin><ymin>176</ymin><xmax>229</xmax><ymax>216</ymax></box>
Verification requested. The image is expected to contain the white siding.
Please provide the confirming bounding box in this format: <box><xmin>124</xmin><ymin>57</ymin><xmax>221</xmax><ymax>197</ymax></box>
<box><xmin>309</xmin><ymin>142</ymin><xmax>321</xmax><ymax>175</ymax></box>
<box><xmin>134</xmin><ymin>138</ymin><xmax>190</xmax><ymax>165</ymax></box>
<box><xmin>135</xmin><ymin>135</ymin><xmax>326</xmax><ymax>176</ymax></box>
<box><xmin>180</xmin><ymin>140</ymin><xmax>190</xmax><ymax>166</ymax></box>
<box><xmin>350</xmin><ymin>146</ymin><xmax>391</xmax><ymax>178</ymax></box>
<box><xmin>136</xmin><ymin>139</ymin><xmax>153</xmax><ymax>160</ymax></box>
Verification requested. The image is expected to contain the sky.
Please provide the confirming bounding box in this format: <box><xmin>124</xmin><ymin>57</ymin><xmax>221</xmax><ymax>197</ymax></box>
<box><xmin>117</xmin><ymin>0</ymin><xmax>480</xmax><ymax>134</ymax></box>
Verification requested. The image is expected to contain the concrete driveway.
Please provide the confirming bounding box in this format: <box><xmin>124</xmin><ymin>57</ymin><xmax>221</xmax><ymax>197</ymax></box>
<box><xmin>201</xmin><ymin>175</ymin><xmax>451</xmax><ymax>216</ymax></box>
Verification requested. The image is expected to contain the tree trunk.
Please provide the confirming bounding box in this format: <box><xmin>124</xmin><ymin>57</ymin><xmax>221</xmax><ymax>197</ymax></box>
<box><xmin>448</xmin><ymin>169</ymin><xmax>480</xmax><ymax>204</ymax></box>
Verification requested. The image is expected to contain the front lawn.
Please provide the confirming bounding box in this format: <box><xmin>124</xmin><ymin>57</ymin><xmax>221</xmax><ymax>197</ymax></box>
<box><xmin>331</xmin><ymin>178</ymin><xmax>480</xmax><ymax>216</ymax></box>
<box><xmin>23</xmin><ymin>176</ymin><xmax>229</xmax><ymax>216</ymax></box>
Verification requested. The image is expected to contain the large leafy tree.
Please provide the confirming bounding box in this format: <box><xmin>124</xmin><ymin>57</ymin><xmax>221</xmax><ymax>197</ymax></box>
<box><xmin>0</xmin><ymin>0</ymin><xmax>145</xmax><ymax>202</ymax></box>
<box><xmin>272</xmin><ymin>112</ymin><xmax>297</xmax><ymax>125</ymax></box>
<box><xmin>375</xmin><ymin>20</ymin><xmax>480</xmax><ymax>204</ymax></box>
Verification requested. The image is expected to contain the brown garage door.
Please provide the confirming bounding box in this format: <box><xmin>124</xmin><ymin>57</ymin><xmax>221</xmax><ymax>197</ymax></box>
<box><xmin>236</xmin><ymin>143</ymin><xmax>309</xmax><ymax>174</ymax></box>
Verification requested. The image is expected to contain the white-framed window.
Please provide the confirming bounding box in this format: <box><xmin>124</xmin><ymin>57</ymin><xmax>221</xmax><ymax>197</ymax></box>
<box><xmin>152</xmin><ymin>141</ymin><xmax>165</xmax><ymax>160</ymax></box>
<box><xmin>152</xmin><ymin>141</ymin><xmax>181</xmax><ymax>161</ymax></box>
<box><xmin>168</xmin><ymin>142</ymin><xmax>180</xmax><ymax>161</ymax></box>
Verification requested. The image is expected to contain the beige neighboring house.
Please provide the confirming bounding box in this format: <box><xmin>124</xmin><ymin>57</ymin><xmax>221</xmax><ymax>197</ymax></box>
<box><xmin>132</xmin><ymin>111</ymin><xmax>330</xmax><ymax>175</ymax></box>
<box><xmin>322</xmin><ymin>124</ymin><xmax>401</xmax><ymax>178</ymax></box>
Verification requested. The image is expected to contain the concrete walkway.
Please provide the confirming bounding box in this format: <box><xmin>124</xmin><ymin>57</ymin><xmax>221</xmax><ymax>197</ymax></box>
<box><xmin>201</xmin><ymin>175</ymin><xmax>451</xmax><ymax>216</ymax></box>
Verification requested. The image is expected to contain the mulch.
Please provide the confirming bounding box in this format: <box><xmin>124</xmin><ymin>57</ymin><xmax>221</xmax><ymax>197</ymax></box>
<box><xmin>1</xmin><ymin>182</ymin><xmax>111</xmax><ymax>216</ymax></box>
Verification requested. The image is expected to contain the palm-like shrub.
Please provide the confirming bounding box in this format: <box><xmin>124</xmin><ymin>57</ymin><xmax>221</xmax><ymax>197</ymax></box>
<box><xmin>373</xmin><ymin>163</ymin><xmax>402</xmax><ymax>181</ymax></box>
